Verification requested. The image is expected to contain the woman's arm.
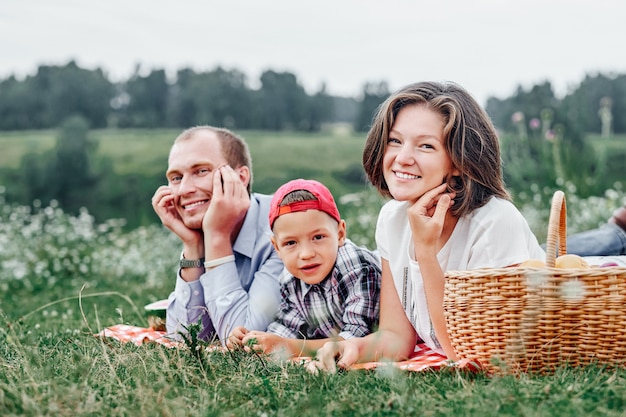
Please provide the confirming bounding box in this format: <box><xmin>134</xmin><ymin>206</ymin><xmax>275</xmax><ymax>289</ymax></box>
<box><xmin>413</xmin><ymin>255</ymin><xmax>458</xmax><ymax>360</ymax></box>
<box><xmin>407</xmin><ymin>187</ymin><xmax>458</xmax><ymax>360</ymax></box>
<box><xmin>312</xmin><ymin>259</ymin><xmax>418</xmax><ymax>371</ymax></box>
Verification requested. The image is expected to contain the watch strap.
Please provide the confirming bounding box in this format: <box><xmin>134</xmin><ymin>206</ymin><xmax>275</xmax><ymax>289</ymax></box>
<box><xmin>179</xmin><ymin>258</ymin><xmax>205</xmax><ymax>268</ymax></box>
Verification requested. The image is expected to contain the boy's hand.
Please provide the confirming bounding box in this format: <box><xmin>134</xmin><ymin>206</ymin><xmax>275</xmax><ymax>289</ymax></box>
<box><xmin>226</xmin><ymin>326</ymin><xmax>249</xmax><ymax>349</ymax></box>
<box><xmin>241</xmin><ymin>331</ymin><xmax>284</xmax><ymax>354</ymax></box>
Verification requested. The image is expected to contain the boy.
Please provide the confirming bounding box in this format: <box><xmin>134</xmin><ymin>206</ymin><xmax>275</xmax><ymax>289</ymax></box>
<box><xmin>227</xmin><ymin>179</ymin><xmax>381</xmax><ymax>357</ymax></box>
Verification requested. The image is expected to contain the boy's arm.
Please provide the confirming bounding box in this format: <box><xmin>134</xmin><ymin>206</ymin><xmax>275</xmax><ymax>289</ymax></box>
<box><xmin>247</xmin><ymin>280</ymin><xmax>326</xmax><ymax>357</ymax></box>
<box><xmin>337</xmin><ymin>263</ymin><xmax>382</xmax><ymax>340</ymax></box>
<box><xmin>243</xmin><ymin>331</ymin><xmax>344</xmax><ymax>358</ymax></box>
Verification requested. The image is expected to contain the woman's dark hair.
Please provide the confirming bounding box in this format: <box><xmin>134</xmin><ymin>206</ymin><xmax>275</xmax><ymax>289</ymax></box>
<box><xmin>362</xmin><ymin>81</ymin><xmax>510</xmax><ymax>217</ymax></box>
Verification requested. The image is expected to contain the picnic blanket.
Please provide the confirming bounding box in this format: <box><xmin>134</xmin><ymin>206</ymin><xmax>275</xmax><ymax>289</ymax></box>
<box><xmin>96</xmin><ymin>324</ymin><xmax>180</xmax><ymax>348</ymax></box>
<box><xmin>96</xmin><ymin>324</ymin><xmax>479</xmax><ymax>372</ymax></box>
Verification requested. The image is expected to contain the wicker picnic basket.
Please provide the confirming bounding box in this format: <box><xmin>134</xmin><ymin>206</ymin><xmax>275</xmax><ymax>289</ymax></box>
<box><xmin>443</xmin><ymin>190</ymin><xmax>626</xmax><ymax>374</ymax></box>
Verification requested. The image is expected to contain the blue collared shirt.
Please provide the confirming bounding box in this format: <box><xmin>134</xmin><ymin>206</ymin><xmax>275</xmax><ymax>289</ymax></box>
<box><xmin>166</xmin><ymin>193</ymin><xmax>283</xmax><ymax>344</ymax></box>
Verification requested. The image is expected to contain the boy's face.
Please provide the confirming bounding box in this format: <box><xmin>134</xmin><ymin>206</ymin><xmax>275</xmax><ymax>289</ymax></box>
<box><xmin>271</xmin><ymin>209</ymin><xmax>346</xmax><ymax>285</ymax></box>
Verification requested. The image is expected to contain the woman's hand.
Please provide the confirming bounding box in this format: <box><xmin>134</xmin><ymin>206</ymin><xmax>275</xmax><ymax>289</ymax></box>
<box><xmin>307</xmin><ymin>339</ymin><xmax>360</xmax><ymax>374</ymax></box>
<box><xmin>407</xmin><ymin>183</ymin><xmax>455</xmax><ymax>255</ymax></box>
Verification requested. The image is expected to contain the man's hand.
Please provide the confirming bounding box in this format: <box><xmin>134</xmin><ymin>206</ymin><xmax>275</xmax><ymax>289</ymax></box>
<box><xmin>202</xmin><ymin>166</ymin><xmax>250</xmax><ymax>250</ymax></box>
<box><xmin>152</xmin><ymin>185</ymin><xmax>203</xmax><ymax>246</ymax></box>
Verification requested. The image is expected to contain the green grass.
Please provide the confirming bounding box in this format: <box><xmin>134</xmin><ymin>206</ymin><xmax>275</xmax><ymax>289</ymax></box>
<box><xmin>0</xmin><ymin>129</ymin><xmax>57</xmax><ymax>169</ymax></box>
<box><xmin>2</xmin><ymin>189</ymin><xmax>626</xmax><ymax>416</ymax></box>
<box><xmin>0</xmin><ymin>128</ymin><xmax>369</xmax><ymax>196</ymax></box>
<box><xmin>2</xmin><ymin>129</ymin><xmax>626</xmax><ymax>415</ymax></box>
<box><xmin>5</xmin><ymin>324</ymin><xmax>626</xmax><ymax>416</ymax></box>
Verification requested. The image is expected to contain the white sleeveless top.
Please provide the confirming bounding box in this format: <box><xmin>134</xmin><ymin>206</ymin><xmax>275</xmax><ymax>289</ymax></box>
<box><xmin>376</xmin><ymin>196</ymin><xmax>545</xmax><ymax>354</ymax></box>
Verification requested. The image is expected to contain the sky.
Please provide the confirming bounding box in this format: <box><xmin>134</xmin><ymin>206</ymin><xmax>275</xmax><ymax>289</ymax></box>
<box><xmin>1</xmin><ymin>0</ymin><xmax>625</xmax><ymax>106</ymax></box>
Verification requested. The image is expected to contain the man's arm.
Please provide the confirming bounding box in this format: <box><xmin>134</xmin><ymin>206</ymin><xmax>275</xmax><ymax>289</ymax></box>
<box><xmin>201</xmin><ymin>249</ymin><xmax>283</xmax><ymax>343</ymax></box>
<box><xmin>165</xmin><ymin>272</ymin><xmax>216</xmax><ymax>341</ymax></box>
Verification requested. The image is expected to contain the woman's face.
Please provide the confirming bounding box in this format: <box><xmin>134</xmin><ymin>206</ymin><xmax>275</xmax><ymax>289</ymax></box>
<box><xmin>382</xmin><ymin>104</ymin><xmax>459</xmax><ymax>202</ymax></box>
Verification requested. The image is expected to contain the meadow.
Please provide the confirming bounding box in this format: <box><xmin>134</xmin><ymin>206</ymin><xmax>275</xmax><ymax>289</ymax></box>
<box><xmin>0</xmin><ymin>127</ymin><xmax>369</xmax><ymax>196</ymax></box>
<box><xmin>1</xmin><ymin>128</ymin><xmax>626</xmax><ymax>416</ymax></box>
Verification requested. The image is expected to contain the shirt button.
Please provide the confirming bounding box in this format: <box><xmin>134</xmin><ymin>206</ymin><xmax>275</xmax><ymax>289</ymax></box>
<box><xmin>193</xmin><ymin>290</ymin><xmax>200</xmax><ymax>296</ymax></box>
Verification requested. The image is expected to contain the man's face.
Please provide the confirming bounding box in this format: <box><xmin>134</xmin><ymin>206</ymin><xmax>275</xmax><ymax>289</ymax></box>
<box><xmin>165</xmin><ymin>132</ymin><xmax>228</xmax><ymax>229</ymax></box>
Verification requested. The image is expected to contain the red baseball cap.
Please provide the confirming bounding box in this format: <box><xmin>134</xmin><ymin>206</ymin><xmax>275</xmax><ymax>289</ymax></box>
<box><xmin>269</xmin><ymin>179</ymin><xmax>341</xmax><ymax>229</ymax></box>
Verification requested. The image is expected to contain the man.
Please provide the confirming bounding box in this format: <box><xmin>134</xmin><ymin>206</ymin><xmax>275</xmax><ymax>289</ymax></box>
<box><xmin>152</xmin><ymin>126</ymin><xmax>283</xmax><ymax>343</ymax></box>
<box><xmin>567</xmin><ymin>204</ymin><xmax>626</xmax><ymax>256</ymax></box>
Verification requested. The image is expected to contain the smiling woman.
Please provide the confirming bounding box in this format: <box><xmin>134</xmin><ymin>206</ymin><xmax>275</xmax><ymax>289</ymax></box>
<box><xmin>312</xmin><ymin>81</ymin><xmax>545</xmax><ymax>372</ymax></box>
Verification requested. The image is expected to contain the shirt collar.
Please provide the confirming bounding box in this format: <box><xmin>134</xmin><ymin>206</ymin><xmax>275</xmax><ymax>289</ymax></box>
<box><xmin>232</xmin><ymin>194</ymin><xmax>261</xmax><ymax>259</ymax></box>
<box><xmin>297</xmin><ymin>272</ymin><xmax>333</xmax><ymax>296</ymax></box>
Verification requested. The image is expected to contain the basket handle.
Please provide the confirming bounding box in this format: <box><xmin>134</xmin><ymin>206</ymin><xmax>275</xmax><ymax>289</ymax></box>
<box><xmin>544</xmin><ymin>190</ymin><xmax>567</xmax><ymax>267</ymax></box>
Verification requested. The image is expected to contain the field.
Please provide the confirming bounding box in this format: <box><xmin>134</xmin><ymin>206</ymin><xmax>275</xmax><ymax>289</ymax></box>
<box><xmin>3</xmin><ymin>199</ymin><xmax>626</xmax><ymax>416</ymax></box>
<box><xmin>2</xmin><ymin>129</ymin><xmax>626</xmax><ymax>416</ymax></box>
<box><xmin>0</xmin><ymin>127</ymin><xmax>370</xmax><ymax>197</ymax></box>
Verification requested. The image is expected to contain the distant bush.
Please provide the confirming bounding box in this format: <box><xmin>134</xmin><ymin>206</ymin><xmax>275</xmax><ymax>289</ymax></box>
<box><xmin>0</xmin><ymin>195</ymin><xmax>180</xmax><ymax>292</ymax></box>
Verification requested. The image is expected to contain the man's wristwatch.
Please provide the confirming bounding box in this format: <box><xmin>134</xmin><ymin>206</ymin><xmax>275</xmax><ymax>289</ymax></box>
<box><xmin>179</xmin><ymin>257</ymin><xmax>205</xmax><ymax>269</ymax></box>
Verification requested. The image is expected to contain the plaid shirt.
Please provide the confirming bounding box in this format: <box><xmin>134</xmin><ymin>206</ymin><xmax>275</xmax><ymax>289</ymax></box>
<box><xmin>266</xmin><ymin>239</ymin><xmax>381</xmax><ymax>340</ymax></box>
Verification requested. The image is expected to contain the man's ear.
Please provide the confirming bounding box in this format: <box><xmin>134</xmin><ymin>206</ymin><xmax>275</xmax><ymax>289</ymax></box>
<box><xmin>235</xmin><ymin>165</ymin><xmax>251</xmax><ymax>188</ymax></box>
<box><xmin>337</xmin><ymin>219</ymin><xmax>347</xmax><ymax>247</ymax></box>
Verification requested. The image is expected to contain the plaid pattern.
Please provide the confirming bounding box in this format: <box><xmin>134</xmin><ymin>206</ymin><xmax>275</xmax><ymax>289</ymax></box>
<box><xmin>349</xmin><ymin>343</ymin><xmax>480</xmax><ymax>372</ymax></box>
<box><xmin>97</xmin><ymin>326</ymin><xmax>480</xmax><ymax>373</ymax></box>
<box><xmin>96</xmin><ymin>324</ymin><xmax>179</xmax><ymax>348</ymax></box>
<box><xmin>294</xmin><ymin>343</ymin><xmax>480</xmax><ymax>372</ymax></box>
<box><xmin>267</xmin><ymin>240</ymin><xmax>381</xmax><ymax>340</ymax></box>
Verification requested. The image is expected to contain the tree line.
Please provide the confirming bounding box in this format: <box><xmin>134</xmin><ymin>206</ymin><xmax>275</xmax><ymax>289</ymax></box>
<box><xmin>1</xmin><ymin>60</ymin><xmax>624</xmax><ymax>135</ymax></box>
<box><xmin>1</xmin><ymin>62</ymin><xmax>625</xmax><ymax>231</ymax></box>
<box><xmin>0</xmin><ymin>61</ymin><xmax>356</xmax><ymax>132</ymax></box>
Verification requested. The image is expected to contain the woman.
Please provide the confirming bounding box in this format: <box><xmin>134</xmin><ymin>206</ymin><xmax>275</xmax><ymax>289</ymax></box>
<box><xmin>312</xmin><ymin>81</ymin><xmax>545</xmax><ymax>371</ymax></box>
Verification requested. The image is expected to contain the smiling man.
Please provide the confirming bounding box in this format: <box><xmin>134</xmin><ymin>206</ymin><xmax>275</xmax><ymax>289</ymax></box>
<box><xmin>151</xmin><ymin>126</ymin><xmax>283</xmax><ymax>344</ymax></box>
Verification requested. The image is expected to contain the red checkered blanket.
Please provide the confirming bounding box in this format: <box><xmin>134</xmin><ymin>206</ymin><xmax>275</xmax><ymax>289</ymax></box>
<box><xmin>96</xmin><ymin>325</ymin><xmax>479</xmax><ymax>372</ymax></box>
<box><xmin>96</xmin><ymin>324</ymin><xmax>180</xmax><ymax>348</ymax></box>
